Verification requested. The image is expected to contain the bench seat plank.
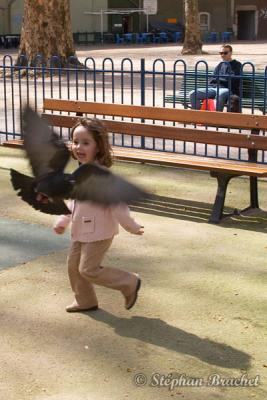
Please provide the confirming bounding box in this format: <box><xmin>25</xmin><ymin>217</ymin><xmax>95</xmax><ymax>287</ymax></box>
<box><xmin>3</xmin><ymin>139</ymin><xmax>266</xmax><ymax>177</ymax></box>
<box><xmin>112</xmin><ymin>147</ymin><xmax>267</xmax><ymax>177</ymax></box>
<box><xmin>1</xmin><ymin>139</ymin><xmax>23</xmax><ymax>148</ymax></box>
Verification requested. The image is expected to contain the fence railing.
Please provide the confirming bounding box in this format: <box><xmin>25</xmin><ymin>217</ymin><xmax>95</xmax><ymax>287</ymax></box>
<box><xmin>0</xmin><ymin>55</ymin><xmax>267</xmax><ymax>163</ymax></box>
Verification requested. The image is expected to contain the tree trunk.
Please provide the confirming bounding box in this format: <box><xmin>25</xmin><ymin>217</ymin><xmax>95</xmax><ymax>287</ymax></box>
<box><xmin>16</xmin><ymin>0</ymin><xmax>78</xmax><ymax>67</ymax></box>
<box><xmin>182</xmin><ymin>0</ymin><xmax>203</xmax><ymax>55</ymax></box>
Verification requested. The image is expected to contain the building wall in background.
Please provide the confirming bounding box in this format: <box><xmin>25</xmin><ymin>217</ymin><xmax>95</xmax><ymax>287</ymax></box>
<box><xmin>70</xmin><ymin>0</ymin><xmax>108</xmax><ymax>33</ymax></box>
<box><xmin>1</xmin><ymin>0</ymin><xmax>266</xmax><ymax>39</ymax></box>
<box><xmin>0</xmin><ymin>0</ymin><xmax>108</xmax><ymax>34</ymax></box>
<box><xmin>235</xmin><ymin>0</ymin><xmax>267</xmax><ymax>39</ymax></box>
<box><xmin>0</xmin><ymin>9</ymin><xmax>4</xmax><ymax>35</ymax></box>
<box><xmin>199</xmin><ymin>0</ymin><xmax>230</xmax><ymax>33</ymax></box>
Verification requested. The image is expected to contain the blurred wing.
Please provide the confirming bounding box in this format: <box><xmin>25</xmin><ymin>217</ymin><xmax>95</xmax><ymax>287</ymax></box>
<box><xmin>10</xmin><ymin>169</ymin><xmax>71</xmax><ymax>215</ymax></box>
<box><xmin>70</xmin><ymin>163</ymin><xmax>149</xmax><ymax>205</ymax></box>
<box><xmin>23</xmin><ymin>106</ymin><xmax>70</xmax><ymax>179</ymax></box>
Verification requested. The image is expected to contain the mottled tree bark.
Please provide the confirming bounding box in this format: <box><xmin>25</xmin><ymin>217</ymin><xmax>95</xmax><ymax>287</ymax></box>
<box><xmin>182</xmin><ymin>0</ymin><xmax>203</xmax><ymax>55</ymax></box>
<box><xmin>16</xmin><ymin>0</ymin><xmax>78</xmax><ymax>67</ymax></box>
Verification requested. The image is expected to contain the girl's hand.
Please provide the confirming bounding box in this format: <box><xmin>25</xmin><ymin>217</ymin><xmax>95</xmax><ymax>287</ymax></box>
<box><xmin>135</xmin><ymin>226</ymin><xmax>144</xmax><ymax>235</ymax></box>
<box><xmin>54</xmin><ymin>226</ymin><xmax>65</xmax><ymax>235</ymax></box>
<box><xmin>36</xmin><ymin>193</ymin><xmax>49</xmax><ymax>204</ymax></box>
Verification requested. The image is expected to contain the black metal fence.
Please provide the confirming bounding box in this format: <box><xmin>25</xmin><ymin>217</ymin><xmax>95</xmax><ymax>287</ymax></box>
<box><xmin>0</xmin><ymin>55</ymin><xmax>267</xmax><ymax>162</ymax></box>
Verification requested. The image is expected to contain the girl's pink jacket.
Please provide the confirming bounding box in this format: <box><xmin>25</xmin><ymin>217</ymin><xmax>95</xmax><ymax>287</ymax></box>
<box><xmin>54</xmin><ymin>200</ymin><xmax>141</xmax><ymax>243</ymax></box>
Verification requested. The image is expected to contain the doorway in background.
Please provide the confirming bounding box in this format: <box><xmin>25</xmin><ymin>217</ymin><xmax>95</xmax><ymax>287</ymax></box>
<box><xmin>237</xmin><ymin>10</ymin><xmax>256</xmax><ymax>40</ymax></box>
<box><xmin>111</xmin><ymin>14</ymin><xmax>133</xmax><ymax>34</ymax></box>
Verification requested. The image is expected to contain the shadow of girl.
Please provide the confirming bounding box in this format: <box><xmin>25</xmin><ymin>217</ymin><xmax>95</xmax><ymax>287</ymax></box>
<box><xmin>87</xmin><ymin>310</ymin><xmax>251</xmax><ymax>370</ymax></box>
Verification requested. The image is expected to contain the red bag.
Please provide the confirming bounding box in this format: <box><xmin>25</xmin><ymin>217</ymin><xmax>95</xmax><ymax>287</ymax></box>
<box><xmin>200</xmin><ymin>99</ymin><xmax>215</xmax><ymax>111</ymax></box>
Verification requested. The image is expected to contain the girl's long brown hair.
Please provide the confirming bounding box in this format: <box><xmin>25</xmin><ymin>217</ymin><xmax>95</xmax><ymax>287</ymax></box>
<box><xmin>70</xmin><ymin>118</ymin><xmax>113</xmax><ymax>167</ymax></box>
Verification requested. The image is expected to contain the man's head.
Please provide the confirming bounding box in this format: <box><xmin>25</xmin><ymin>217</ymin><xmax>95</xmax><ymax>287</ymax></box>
<box><xmin>219</xmin><ymin>45</ymin><xmax>232</xmax><ymax>62</ymax></box>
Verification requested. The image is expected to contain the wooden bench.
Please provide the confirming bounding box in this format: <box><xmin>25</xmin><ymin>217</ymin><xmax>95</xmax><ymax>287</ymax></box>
<box><xmin>2</xmin><ymin>98</ymin><xmax>267</xmax><ymax>223</ymax></box>
<box><xmin>164</xmin><ymin>71</ymin><xmax>267</xmax><ymax>113</ymax></box>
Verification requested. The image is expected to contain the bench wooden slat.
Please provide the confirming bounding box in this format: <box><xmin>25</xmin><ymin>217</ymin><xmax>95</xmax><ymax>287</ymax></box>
<box><xmin>112</xmin><ymin>147</ymin><xmax>267</xmax><ymax>177</ymax></box>
<box><xmin>3</xmin><ymin>138</ymin><xmax>266</xmax><ymax>177</ymax></box>
<box><xmin>42</xmin><ymin>113</ymin><xmax>267</xmax><ymax>151</ymax></box>
<box><xmin>42</xmin><ymin>114</ymin><xmax>78</xmax><ymax>128</ymax></box>
<box><xmin>43</xmin><ymin>99</ymin><xmax>267</xmax><ymax>130</ymax></box>
<box><xmin>1</xmin><ymin>139</ymin><xmax>23</xmax><ymax>148</ymax></box>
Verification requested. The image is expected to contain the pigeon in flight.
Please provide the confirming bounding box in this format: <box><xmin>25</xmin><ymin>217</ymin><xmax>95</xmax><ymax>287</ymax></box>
<box><xmin>10</xmin><ymin>107</ymin><xmax>149</xmax><ymax>215</ymax></box>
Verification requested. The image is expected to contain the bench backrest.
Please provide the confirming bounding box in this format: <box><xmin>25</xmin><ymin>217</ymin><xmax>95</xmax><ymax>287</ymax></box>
<box><xmin>168</xmin><ymin>71</ymin><xmax>266</xmax><ymax>112</ymax></box>
<box><xmin>42</xmin><ymin>99</ymin><xmax>267</xmax><ymax>151</ymax></box>
<box><xmin>43</xmin><ymin>98</ymin><xmax>267</xmax><ymax>129</ymax></box>
<box><xmin>180</xmin><ymin>71</ymin><xmax>265</xmax><ymax>95</ymax></box>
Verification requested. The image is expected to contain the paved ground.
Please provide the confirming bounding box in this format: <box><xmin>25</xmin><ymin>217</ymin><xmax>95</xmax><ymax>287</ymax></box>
<box><xmin>0</xmin><ymin>217</ymin><xmax>68</xmax><ymax>270</ymax></box>
<box><xmin>0</xmin><ymin>146</ymin><xmax>267</xmax><ymax>400</ymax></box>
<box><xmin>1</xmin><ymin>41</ymin><xmax>267</xmax><ymax>70</ymax></box>
<box><xmin>76</xmin><ymin>41</ymin><xmax>267</xmax><ymax>70</ymax></box>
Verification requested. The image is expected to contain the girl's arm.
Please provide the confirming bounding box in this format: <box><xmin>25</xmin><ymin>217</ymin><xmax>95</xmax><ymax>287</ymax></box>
<box><xmin>112</xmin><ymin>203</ymin><xmax>144</xmax><ymax>235</ymax></box>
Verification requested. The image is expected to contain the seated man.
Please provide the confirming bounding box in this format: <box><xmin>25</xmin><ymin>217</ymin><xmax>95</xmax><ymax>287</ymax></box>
<box><xmin>189</xmin><ymin>45</ymin><xmax>242</xmax><ymax>112</ymax></box>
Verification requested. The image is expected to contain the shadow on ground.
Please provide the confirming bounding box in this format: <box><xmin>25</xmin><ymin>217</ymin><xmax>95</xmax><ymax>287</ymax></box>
<box><xmin>0</xmin><ymin>217</ymin><xmax>68</xmax><ymax>270</ymax></box>
<box><xmin>130</xmin><ymin>194</ymin><xmax>267</xmax><ymax>233</ymax></box>
<box><xmin>87</xmin><ymin>309</ymin><xmax>251</xmax><ymax>370</ymax></box>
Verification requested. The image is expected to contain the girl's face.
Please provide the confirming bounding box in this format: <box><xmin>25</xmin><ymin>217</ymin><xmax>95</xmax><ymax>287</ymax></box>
<box><xmin>72</xmin><ymin>125</ymin><xmax>98</xmax><ymax>164</ymax></box>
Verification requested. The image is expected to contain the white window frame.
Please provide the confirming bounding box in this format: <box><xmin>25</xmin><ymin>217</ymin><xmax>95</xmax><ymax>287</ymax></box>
<box><xmin>199</xmin><ymin>12</ymin><xmax>210</xmax><ymax>32</ymax></box>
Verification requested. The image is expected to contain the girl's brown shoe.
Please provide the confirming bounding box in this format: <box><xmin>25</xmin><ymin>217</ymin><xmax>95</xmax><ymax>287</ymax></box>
<box><xmin>125</xmin><ymin>276</ymin><xmax>141</xmax><ymax>310</ymax></box>
<box><xmin>66</xmin><ymin>302</ymin><xmax>98</xmax><ymax>313</ymax></box>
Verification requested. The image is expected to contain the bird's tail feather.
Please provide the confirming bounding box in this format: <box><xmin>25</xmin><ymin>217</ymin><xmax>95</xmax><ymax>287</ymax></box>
<box><xmin>10</xmin><ymin>168</ymin><xmax>35</xmax><ymax>192</ymax></box>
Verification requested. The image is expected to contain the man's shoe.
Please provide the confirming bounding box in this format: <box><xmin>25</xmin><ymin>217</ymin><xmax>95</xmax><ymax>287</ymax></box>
<box><xmin>125</xmin><ymin>276</ymin><xmax>141</xmax><ymax>310</ymax></box>
<box><xmin>66</xmin><ymin>303</ymin><xmax>98</xmax><ymax>313</ymax></box>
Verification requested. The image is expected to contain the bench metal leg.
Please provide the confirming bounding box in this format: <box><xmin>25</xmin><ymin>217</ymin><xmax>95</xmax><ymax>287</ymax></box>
<box><xmin>210</xmin><ymin>171</ymin><xmax>260</xmax><ymax>224</ymax></box>
<box><xmin>240</xmin><ymin>176</ymin><xmax>259</xmax><ymax>213</ymax></box>
<box><xmin>249</xmin><ymin>176</ymin><xmax>259</xmax><ymax>209</ymax></box>
<box><xmin>244</xmin><ymin>134</ymin><xmax>260</xmax><ymax>211</ymax></box>
<box><xmin>209</xmin><ymin>172</ymin><xmax>235</xmax><ymax>224</ymax></box>
<box><xmin>210</xmin><ymin>130</ymin><xmax>261</xmax><ymax>223</ymax></box>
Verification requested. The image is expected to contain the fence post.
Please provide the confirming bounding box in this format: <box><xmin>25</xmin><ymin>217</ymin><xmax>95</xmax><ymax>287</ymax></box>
<box><xmin>140</xmin><ymin>58</ymin><xmax>145</xmax><ymax>149</ymax></box>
